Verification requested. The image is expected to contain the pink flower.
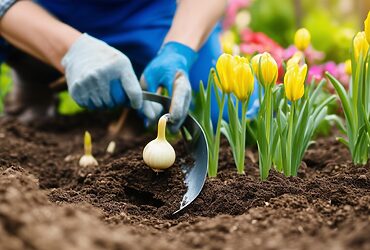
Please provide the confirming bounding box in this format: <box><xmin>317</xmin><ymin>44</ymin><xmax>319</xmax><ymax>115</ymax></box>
<box><xmin>223</xmin><ymin>0</ymin><xmax>252</xmax><ymax>29</ymax></box>
<box><xmin>307</xmin><ymin>64</ymin><xmax>324</xmax><ymax>84</ymax></box>
<box><xmin>283</xmin><ymin>45</ymin><xmax>325</xmax><ymax>65</ymax></box>
<box><xmin>324</xmin><ymin>62</ymin><xmax>338</xmax><ymax>76</ymax></box>
<box><xmin>331</xmin><ymin>63</ymin><xmax>350</xmax><ymax>90</ymax></box>
<box><xmin>239</xmin><ymin>29</ymin><xmax>285</xmax><ymax>82</ymax></box>
<box><xmin>307</xmin><ymin>62</ymin><xmax>350</xmax><ymax>91</ymax></box>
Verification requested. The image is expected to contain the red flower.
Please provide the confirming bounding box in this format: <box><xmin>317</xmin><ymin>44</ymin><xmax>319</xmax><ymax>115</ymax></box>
<box><xmin>239</xmin><ymin>29</ymin><xmax>285</xmax><ymax>82</ymax></box>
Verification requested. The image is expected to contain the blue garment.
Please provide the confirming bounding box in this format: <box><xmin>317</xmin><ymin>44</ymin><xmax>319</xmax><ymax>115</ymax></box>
<box><xmin>1</xmin><ymin>0</ymin><xmax>260</xmax><ymax>124</ymax></box>
<box><xmin>35</xmin><ymin>0</ymin><xmax>235</xmax><ymax>123</ymax></box>
<box><xmin>35</xmin><ymin>0</ymin><xmax>177</xmax><ymax>76</ymax></box>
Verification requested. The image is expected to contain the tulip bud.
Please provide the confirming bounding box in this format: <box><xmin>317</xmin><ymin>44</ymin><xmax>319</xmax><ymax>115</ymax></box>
<box><xmin>353</xmin><ymin>32</ymin><xmax>369</xmax><ymax>60</ymax></box>
<box><xmin>252</xmin><ymin>52</ymin><xmax>278</xmax><ymax>88</ymax></box>
<box><xmin>294</xmin><ymin>28</ymin><xmax>311</xmax><ymax>51</ymax></box>
<box><xmin>232</xmin><ymin>59</ymin><xmax>254</xmax><ymax>102</ymax></box>
<box><xmin>344</xmin><ymin>59</ymin><xmax>352</xmax><ymax>75</ymax></box>
<box><xmin>365</xmin><ymin>11</ymin><xmax>370</xmax><ymax>45</ymax></box>
<box><xmin>233</xmin><ymin>55</ymin><xmax>249</xmax><ymax>64</ymax></box>
<box><xmin>221</xmin><ymin>31</ymin><xmax>236</xmax><ymax>55</ymax></box>
<box><xmin>143</xmin><ymin>114</ymin><xmax>176</xmax><ymax>171</ymax></box>
<box><xmin>284</xmin><ymin>64</ymin><xmax>307</xmax><ymax>102</ymax></box>
<box><xmin>251</xmin><ymin>53</ymin><xmax>262</xmax><ymax>75</ymax></box>
<box><xmin>286</xmin><ymin>51</ymin><xmax>305</xmax><ymax>70</ymax></box>
<box><xmin>221</xmin><ymin>30</ymin><xmax>239</xmax><ymax>55</ymax></box>
<box><xmin>215</xmin><ymin>53</ymin><xmax>236</xmax><ymax>93</ymax></box>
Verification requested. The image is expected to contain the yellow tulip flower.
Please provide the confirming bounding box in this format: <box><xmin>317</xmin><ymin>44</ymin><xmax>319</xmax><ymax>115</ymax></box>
<box><xmin>215</xmin><ymin>53</ymin><xmax>236</xmax><ymax>93</ymax></box>
<box><xmin>284</xmin><ymin>63</ymin><xmax>307</xmax><ymax>102</ymax></box>
<box><xmin>233</xmin><ymin>55</ymin><xmax>249</xmax><ymax>65</ymax></box>
<box><xmin>344</xmin><ymin>59</ymin><xmax>352</xmax><ymax>75</ymax></box>
<box><xmin>353</xmin><ymin>32</ymin><xmax>369</xmax><ymax>60</ymax></box>
<box><xmin>252</xmin><ymin>52</ymin><xmax>278</xmax><ymax>88</ymax></box>
<box><xmin>294</xmin><ymin>28</ymin><xmax>311</xmax><ymax>51</ymax></box>
<box><xmin>251</xmin><ymin>53</ymin><xmax>262</xmax><ymax>74</ymax></box>
<box><xmin>221</xmin><ymin>43</ymin><xmax>234</xmax><ymax>55</ymax></box>
<box><xmin>286</xmin><ymin>51</ymin><xmax>305</xmax><ymax>70</ymax></box>
<box><xmin>232</xmin><ymin>61</ymin><xmax>254</xmax><ymax>102</ymax></box>
<box><xmin>365</xmin><ymin>11</ymin><xmax>370</xmax><ymax>45</ymax></box>
<box><xmin>221</xmin><ymin>31</ymin><xmax>236</xmax><ymax>55</ymax></box>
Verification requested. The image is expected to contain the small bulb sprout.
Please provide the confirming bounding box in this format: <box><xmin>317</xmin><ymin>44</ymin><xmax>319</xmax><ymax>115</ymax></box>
<box><xmin>143</xmin><ymin>114</ymin><xmax>176</xmax><ymax>172</ymax></box>
<box><xmin>106</xmin><ymin>141</ymin><xmax>116</xmax><ymax>154</ymax></box>
<box><xmin>79</xmin><ymin>131</ymin><xmax>98</xmax><ymax>168</ymax></box>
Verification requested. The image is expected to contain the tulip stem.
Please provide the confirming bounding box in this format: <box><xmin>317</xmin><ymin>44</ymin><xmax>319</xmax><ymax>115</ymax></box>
<box><xmin>258</xmin><ymin>83</ymin><xmax>263</xmax><ymax>106</ymax></box>
<box><xmin>209</xmin><ymin>93</ymin><xmax>226</xmax><ymax>177</ymax></box>
<box><xmin>286</xmin><ymin>102</ymin><xmax>295</xmax><ymax>176</ymax></box>
<box><xmin>257</xmin><ymin>85</ymin><xmax>274</xmax><ymax>180</ymax></box>
<box><xmin>265</xmin><ymin>87</ymin><xmax>273</xmax><ymax>143</ymax></box>
<box><xmin>237</xmin><ymin>100</ymin><xmax>248</xmax><ymax>174</ymax></box>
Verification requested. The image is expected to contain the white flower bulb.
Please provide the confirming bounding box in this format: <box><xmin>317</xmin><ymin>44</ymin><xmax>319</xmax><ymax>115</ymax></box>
<box><xmin>106</xmin><ymin>141</ymin><xmax>116</xmax><ymax>154</ymax></box>
<box><xmin>143</xmin><ymin>114</ymin><xmax>176</xmax><ymax>171</ymax></box>
<box><xmin>79</xmin><ymin>154</ymin><xmax>98</xmax><ymax>168</ymax></box>
<box><xmin>79</xmin><ymin>131</ymin><xmax>99</xmax><ymax>168</ymax></box>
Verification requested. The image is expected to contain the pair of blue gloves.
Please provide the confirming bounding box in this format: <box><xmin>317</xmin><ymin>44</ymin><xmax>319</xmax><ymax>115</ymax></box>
<box><xmin>62</xmin><ymin>33</ymin><xmax>197</xmax><ymax>131</ymax></box>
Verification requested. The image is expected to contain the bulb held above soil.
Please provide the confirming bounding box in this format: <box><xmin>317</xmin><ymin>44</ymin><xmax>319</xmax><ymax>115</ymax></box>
<box><xmin>143</xmin><ymin>114</ymin><xmax>176</xmax><ymax>171</ymax></box>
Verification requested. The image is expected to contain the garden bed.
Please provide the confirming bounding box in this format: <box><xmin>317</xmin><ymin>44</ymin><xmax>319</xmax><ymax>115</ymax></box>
<box><xmin>0</xmin><ymin>114</ymin><xmax>369</xmax><ymax>250</ymax></box>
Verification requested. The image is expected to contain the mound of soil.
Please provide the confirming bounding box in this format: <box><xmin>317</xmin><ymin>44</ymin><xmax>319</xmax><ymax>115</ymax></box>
<box><xmin>0</xmin><ymin>115</ymin><xmax>369</xmax><ymax>250</ymax></box>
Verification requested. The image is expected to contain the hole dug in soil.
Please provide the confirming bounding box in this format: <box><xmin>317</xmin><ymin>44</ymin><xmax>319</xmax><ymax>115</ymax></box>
<box><xmin>124</xmin><ymin>187</ymin><xmax>165</xmax><ymax>208</ymax></box>
<box><xmin>0</xmin><ymin>116</ymin><xmax>369</xmax><ymax>250</ymax></box>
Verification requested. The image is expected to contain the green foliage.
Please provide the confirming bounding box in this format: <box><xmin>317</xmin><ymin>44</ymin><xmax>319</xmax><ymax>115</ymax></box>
<box><xmin>193</xmin><ymin>69</ymin><xmax>254</xmax><ymax>177</ymax></box>
<box><xmin>303</xmin><ymin>9</ymin><xmax>355</xmax><ymax>62</ymax></box>
<box><xmin>255</xmin><ymin>85</ymin><xmax>276</xmax><ymax>180</ymax></box>
<box><xmin>247</xmin><ymin>0</ymin><xmax>358</xmax><ymax>62</ymax></box>
<box><xmin>192</xmin><ymin>70</ymin><xmax>225</xmax><ymax>177</ymax></box>
<box><xmin>221</xmin><ymin>95</ymin><xmax>250</xmax><ymax>174</ymax></box>
<box><xmin>58</xmin><ymin>91</ymin><xmax>84</xmax><ymax>115</ymax></box>
<box><xmin>274</xmin><ymin>80</ymin><xmax>335</xmax><ymax>176</ymax></box>
<box><xmin>193</xmin><ymin>63</ymin><xmax>334</xmax><ymax>180</ymax></box>
<box><xmin>326</xmin><ymin>49</ymin><xmax>370</xmax><ymax>164</ymax></box>
<box><xmin>249</xmin><ymin>0</ymin><xmax>295</xmax><ymax>46</ymax></box>
<box><xmin>0</xmin><ymin>64</ymin><xmax>12</xmax><ymax>114</ymax></box>
<box><xmin>310</xmin><ymin>86</ymin><xmax>340</xmax><ymax>137</ymax></box>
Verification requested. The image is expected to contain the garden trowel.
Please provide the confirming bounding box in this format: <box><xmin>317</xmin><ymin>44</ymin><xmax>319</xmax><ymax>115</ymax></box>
<box><xmin>142</xmin><ymin>91</ymin><xmax>208</xmax><ymax>214</ymax></box>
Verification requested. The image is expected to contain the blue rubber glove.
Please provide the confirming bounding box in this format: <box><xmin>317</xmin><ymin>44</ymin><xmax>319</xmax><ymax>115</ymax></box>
<box><xmin>141</xmin><ymin>42</ymin><xmax>198</xmax><ymax>132</ymax></box>
<box><xmin>62</xmin><ymin>33</ymin><xmax>142</xmax><ymax>110</ymax></box>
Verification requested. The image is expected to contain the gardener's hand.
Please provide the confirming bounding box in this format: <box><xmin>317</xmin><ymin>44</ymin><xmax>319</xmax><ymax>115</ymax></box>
<box><xmin>62</xmin><ymin>33</ymin><xmax>142</xmax><ymax>110</ymax></box>
<box><xmin>141</xmin><ymin>42</ymin><xmax>198</xmax><ymax>132</ymax></box>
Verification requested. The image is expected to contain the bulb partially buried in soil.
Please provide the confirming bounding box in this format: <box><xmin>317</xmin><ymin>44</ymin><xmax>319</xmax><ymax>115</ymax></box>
<box><xmin>79</xmin><ymin>131</ymin><xmax>98</xmax><ymax>168</ymax></box>
<box><xmin>143</xmin><ymin>114</ymin><xmax>176</xmax><ymax>172</ymax></box>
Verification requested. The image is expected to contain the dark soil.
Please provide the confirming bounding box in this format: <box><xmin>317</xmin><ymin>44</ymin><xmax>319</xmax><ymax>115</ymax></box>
<box><xmin>0</xmin><ymin>114</ymin><xmax>369</xmax><ymax>250</ymax></box>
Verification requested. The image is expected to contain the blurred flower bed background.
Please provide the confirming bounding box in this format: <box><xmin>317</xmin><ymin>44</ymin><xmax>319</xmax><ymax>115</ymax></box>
<box><xmin>221</xmin><ymin>0</ymin><xmax>366</xmax><ymax>88</ymax></box>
